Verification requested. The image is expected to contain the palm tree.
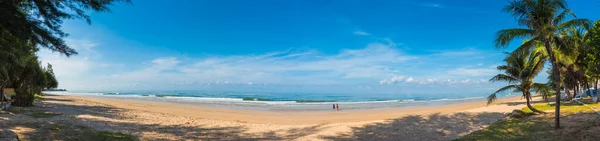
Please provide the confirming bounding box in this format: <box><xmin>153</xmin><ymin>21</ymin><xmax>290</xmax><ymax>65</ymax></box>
<box><xmin>488</xmin><ymin>49</ymin><xmax>550</xmax><ymax>113</ymax></box>
<box><xmin>566</xmin><ymin>27</ymin><xmax>590</xmax><ymax>100</ymax></box>
<box><xmin>495</xmin><ymin>0</ymin><xmax>592</xmax><ymax>128</ymax></box>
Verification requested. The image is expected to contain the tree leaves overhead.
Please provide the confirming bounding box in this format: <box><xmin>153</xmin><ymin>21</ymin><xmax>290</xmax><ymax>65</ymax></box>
<box><xmin>0</xmin><ymin>0</ymin><xmax>130</xmax><ymax>56</ymax></box>
<box><xmin>0</xmin><ymin>0</ymin><xmax>129</xmax><ymax>106</ymax></box>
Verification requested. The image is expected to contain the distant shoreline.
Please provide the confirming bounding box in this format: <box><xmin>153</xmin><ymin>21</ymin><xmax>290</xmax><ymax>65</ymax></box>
<box><xmin>44</xmin><ymin>91</ymin><xmax>518</xmax><ymax>112</ymax></box>
<box><xmin>43</xmin><ymin>93</ymin><xmax>525</xmax><ymax>125</ymax></box>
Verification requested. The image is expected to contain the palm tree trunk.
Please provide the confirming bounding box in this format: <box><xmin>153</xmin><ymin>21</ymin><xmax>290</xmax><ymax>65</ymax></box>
<box><xmin>544</xmin><ymin>41</ymin><xmax>561</xmax><ymax>129</ymax></box>
<box><xmin>565</xmin><ymin>88</ymin><xmax>572</xmax><ymax>100</ymax></box>
<box><xmin>574</xmin><ymin>84</ymin><xmax>579</xmax><ymax>99</ymax></box>
<box><xmin>585</xmin><ymin>78</ymin><xmax>590</xmax><ymax>97</ymax></box>
<box><xmin>594</xmin><ymin>79</ymin><xmax>598</xmax><ymax>100</ymax></box>
<box><xmin>525</xmin><ymin>91</ymin><xmax>544</xmax><ymax>113</ymax></box>
<box><xmin>0</xmin><ymin>85</ymin><xmax>4</xmax><ymax>107</ymax></box>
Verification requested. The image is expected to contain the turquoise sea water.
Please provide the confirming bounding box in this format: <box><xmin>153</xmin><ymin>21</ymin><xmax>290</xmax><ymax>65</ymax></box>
<box><xmin>45</xmin><ymin>90</ymin><xmax>515</xmax><ymax>111</ymax></box>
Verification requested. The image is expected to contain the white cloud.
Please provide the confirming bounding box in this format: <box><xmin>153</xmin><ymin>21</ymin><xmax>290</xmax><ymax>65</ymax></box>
<box><xmin>421</xmin><ymin>3</ymin><xmax>443</xmax><ymax>8</ymax></box>
<box><xmin>418</xmin><ymin>2</ymin><xmax>485</xmax><ymax>14</ymax></box>
<box><xmin>37</xmin><ymin>39</ymin><xmax>98</xmax><ymax>78</ymax></box>
<box><xmin>353</xmin><ymin>31</ymin><xmax>371</xmax><ymax>36</ymax></box>
<box><xmin>447</xmin><ymin>68</ymin><xmax>498</xmax><ymax>77</ymax></box>
<box><xmin>37</xmin><ymin>38</ymin><xmax>128</xmax><ymax>90</ymax></box>
<box><xmin>432</xmin><ymin>48</ymin><xmax>481</xmax><ymax>57</ymax></box>
<box><xmin>40</xmin><ymin>37</ymin><xmax>505</xmax><ymax>90</ymax></box>
<box><xmin>476</xmin><ymin>79</ymin><xmax>489</xmax><ymax>84</ymax></box>
<box><xmin>379</xmin><ymin>76</ymin><xmax>407</xmax><ymax>84</ymax></box>
<box><xmin>460</xmin><ymin>79</ymin><xmax>470</xmax><ymax>84</ymax></box>
<box><xmin>428</xmin><ymin>4</ymin><xmax>442</xmax><ymax>8</ymax></box>
<box><xmin>405</xmin><ymin>77</ymin><xmax>414</xmax><ymax>82</ymax></box>
<box><xmin>113</xmin><ymin>41</ymin><xmax>416</xmax><ymax>86</ymax></box>
<box><xmin>379</xmin><ymin>77</ymin><xmax>489</xmax><ymax>86</ymax></box>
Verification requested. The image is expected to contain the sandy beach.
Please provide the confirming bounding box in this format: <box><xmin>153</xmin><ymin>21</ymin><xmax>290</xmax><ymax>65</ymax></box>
<box><xmin>1</xmin><ymin>94</ymin><xmax>531</xmax><ymax>140</ymax></box>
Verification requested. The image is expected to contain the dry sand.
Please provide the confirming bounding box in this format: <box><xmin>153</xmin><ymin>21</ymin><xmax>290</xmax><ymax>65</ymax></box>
<box><xmin>2</xmin><ymin>94</ymin><xmax>531</xmax><ymax>140</ymax></box>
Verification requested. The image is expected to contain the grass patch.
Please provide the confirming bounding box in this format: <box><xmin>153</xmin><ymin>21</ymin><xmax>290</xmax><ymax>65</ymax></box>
<box><xmin>521</xmin><ymin>101</ymin><xmax>599</xmax><ymax>114</ymax></box>
<box><xmin>454</xmin><ymin>117</ymin><xmax>555</xmax><ymax>141</ymax></box>
<box><xmin>457</xmin><ymin>100</ymin><xmax>600</xmax><ymax>141</ymax></box>
<box><xmin>30</xmin><ymin>112</ymin><xmax>60</xmax><ymax>118</ymax></box>
<box><xmin>521</xmin><ymin>104</ymin><xmax>554</xmax><ymax>114</ymax></box>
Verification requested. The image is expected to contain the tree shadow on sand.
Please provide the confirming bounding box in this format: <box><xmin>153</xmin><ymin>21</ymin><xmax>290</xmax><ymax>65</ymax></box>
<box><xmin>1</xmin><ymin>96</ymin><xmax>328</xmax><ymax>141</ymax></box>
<box><xmin>320</xmin><ymin>112</ymin><xmax>506</xmax><ymax>141</ymax></box>
<box><xmin>2</xmin><ymin>95</ymin><xmax>518</xmax><ymax>141</ymax></box>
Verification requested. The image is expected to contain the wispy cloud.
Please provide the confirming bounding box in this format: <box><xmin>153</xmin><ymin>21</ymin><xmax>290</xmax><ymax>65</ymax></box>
<box><xmin>112</xmin><ymin>41</ymin><xmax>416</xmax><ymax>86</ymax></box>
<box><xmin>431</xmin><ymin>48</ymin><xmax>482</xmax><ymax>57</ymax></box>
<box><xmin>37</xmin><ymin>39</ymin><xmax>100</xmax><ymax>78</ymax></box>
<box><xmin>422</xmin><ymin>3</ymin><xmax>442</xmax><ymax>8</ymax></box>
<box><xmin>106</xmin><ymin>43</ymin><xmax>501</xmax><ymax>88</ymax></box>
<box><xmin>353</xmin><ymin>30</ymin><xmax>371</xmax><ymax>36</ymax></box>
<box><xmin>447</xmin><ymin>68</ymin><xmax>498</xmax><ymax>77</ymax></box>
<box><xmin>379</xmin><ymin>76</ymin><xmax>489</xmax><ymax>85</ymax></box>
<box><xmin>38</xmin><ymin>38</ymin><xmax>123</xmax><ymax>90</ymax></box>
<box><xmin>416</xmin><ymin>2</ymin><xmax>486</xmax><ymax>14</ymax></box>
<box><xmin>39</xmin><ymin>37</ymin><xmax>504</xmax><ymax>91</ymax></box>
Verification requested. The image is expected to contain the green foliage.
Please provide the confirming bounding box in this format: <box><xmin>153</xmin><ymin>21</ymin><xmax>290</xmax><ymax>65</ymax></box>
<box><xmin>584</xmin><ymin>20</ymin><xmax>600</xmax><ymax>77</ymax></box>
<box><xmin>1</xmin><ymin>0</ymin><xmax>127</xmax><ymax>106</ymax></box>
<box><xmin>34</xmin><ymin>93</ymin><xmax>42</xmax><ymax>102</ymax></box>
<box><xmin>44</xmin><ymin>63</ymin><xmax>58</xmax><ymax>89</ymax></box>
<box><xmin>0</xmin><ymin>0</ymin><xmax>131</xmax><ymax>56</ymax></box>
<box><xmin>10</xmin><ymin>45</ymin><xmax>52</xmax><ymax>106</ymax></box>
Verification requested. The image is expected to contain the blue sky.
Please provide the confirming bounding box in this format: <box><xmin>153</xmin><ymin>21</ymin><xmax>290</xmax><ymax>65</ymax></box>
<box><xmin>38</xmin><ymin>0</ymin><xmax>600</xmax><ymax>93</ymax></box>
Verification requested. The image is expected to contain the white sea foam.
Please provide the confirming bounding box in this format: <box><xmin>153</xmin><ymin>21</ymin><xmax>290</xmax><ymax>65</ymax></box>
<box><xmin>45</xmin><ymin>91</ymin><xmax>486</xmax><ymax>106</ymax></box>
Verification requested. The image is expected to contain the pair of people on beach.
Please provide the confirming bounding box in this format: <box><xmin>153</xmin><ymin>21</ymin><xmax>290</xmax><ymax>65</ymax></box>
<box><xmin>332</xmin><ymin>103</ymin><xmax>339</xmax><ymax>111</ymax></box>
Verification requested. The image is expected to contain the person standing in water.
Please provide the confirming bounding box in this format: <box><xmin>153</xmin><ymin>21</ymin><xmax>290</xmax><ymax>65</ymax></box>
<box><xmin>333</xmin><ymin>104</ymin><xmax>336</xmax><ymax>110</ymax></box>
<box><xmin>336</xmin><ymin>103</ymin><xmax>339</xmax><ymax>111</ymax></box>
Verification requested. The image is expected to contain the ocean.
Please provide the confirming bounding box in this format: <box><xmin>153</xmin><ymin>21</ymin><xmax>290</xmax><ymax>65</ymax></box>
<box><xmin>44</xmin><ymin>90</ymin><xmax>515</xmax><ymax>111</ymax></box>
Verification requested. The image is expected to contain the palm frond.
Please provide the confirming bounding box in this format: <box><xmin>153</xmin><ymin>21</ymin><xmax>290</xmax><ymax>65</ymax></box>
<box><xmin>496</xmin><ymin>65</ymin><xmax>509</xmax><ymax>71</ymax></box>
<box><xmin>553</xmin><ymin>9</ymin><xmax>575</xmax><ymax>26</ymax></box>
<box><xmin>488</xmin><ymin>85</ymin><xmax>519</xmax><ymax>105</ymax></box>
<box><xmin>558</xmin><ymin>18</ymin><xmax>593</xmax><ymax>31</ymax></box>
<box><xmin>489</xmin><ymin>74</ymin><xmax>519</xmax><ymax>84</ymax></box>
<box><xmin>532</xmin><ymin>83</ymin><xmax>552</xmax><ymax>102</ymax></box>
<box><xmin>507</xmin><ymin>39</ymin><xmax>539</xmax><ymax>60</ymax></box>
<box><xmin>529</xmin><ymin>52</ymin><xmax>547</xmax><ymax>77</ymax></box>
<box><xmin>494</xmin><ymin>28</ymin><xmax>535</xmax><ymax>48</ymax></box>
